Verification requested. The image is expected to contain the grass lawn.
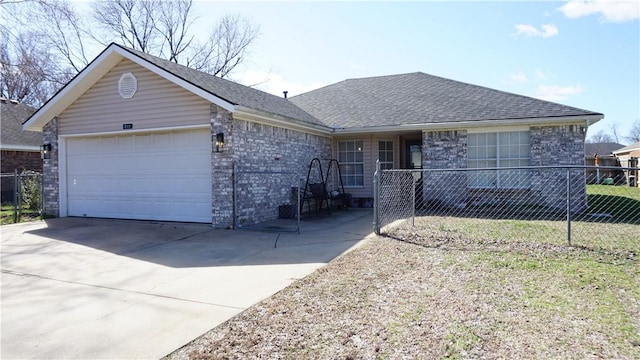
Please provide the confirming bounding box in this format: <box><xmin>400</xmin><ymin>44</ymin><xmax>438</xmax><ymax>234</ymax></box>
<box><xmin>1</xmin><ymin>204</ymin><xmax>41</xmax><ymax>225</ymax></box>
<box><xmin>167</xmin><ymin>186</ymin><xmax>640</xmax><ymax>359</ymax></box>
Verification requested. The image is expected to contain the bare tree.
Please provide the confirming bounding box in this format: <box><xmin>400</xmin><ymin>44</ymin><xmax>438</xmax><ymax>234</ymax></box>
<box><xmin>0</xmin><ymin>30</ymin><xmax>65</xmax><ymax>106</ymax></box>
<box><xmin>626</xmin><ymin>120</ymin><xmax>640</xmax><ymax>143</ymax></box>
<box><xmin>609</xmin><ymin>122</ymin><xmax>621</xmax><ymax>144</ymax></box>
<box><xmin>587</xmin><ymin>129</ymin><xmax>615</xmax><ymax>143</ymax></box>
<box><xmin>0</xmin><ymin>0</ymin><xmax>89</xmax><ymax>105</ymax></box>
<box><xmin>92</xmin><ymin>1</ymin><xmax>258</xmax><ymax>78</ymax></box>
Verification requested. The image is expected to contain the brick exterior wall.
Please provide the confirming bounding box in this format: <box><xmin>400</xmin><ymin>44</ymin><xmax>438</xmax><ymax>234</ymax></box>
<box><xmin>42</xmin><ymin>118</ymin><xmax>59</xmax><ymax>217</ymax></box>
<box><xmin>420</xmin><ymin>125</ymin><xmax>587</xmax><ymax>212</ymax></box>
<box><xmin>422</xmin><ymin>130</ymin><xmax>468</xmax><ymax>207</ymax></box>
<box><xmin>0</xmin><ymin>150</ymin><xmax>42</xmax><ymax>173</ymax></box>
<box><xmin>530</xmin><ymin>124</ymin><xmax>587</xmax><ymax>212</ymax></box>
<box><xmin>231</xmin><ymin>118</ymin><xmax>331</xmax><ymax>227</ymax></box>
<box><xmin>210</xmin><ymin>105</ymin><xmax>235</xmax><ymax>228</ymax></box>
<box><xmin>1</xmin><ymin>151</ymin><xmax>43</xmax><ymax>201</ymax></box>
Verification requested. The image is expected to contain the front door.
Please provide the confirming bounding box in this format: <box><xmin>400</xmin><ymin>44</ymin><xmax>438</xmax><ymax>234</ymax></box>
<box><xmin>406</xmin><ymin>141</ymin><xmax>422</xmax><ymax>170</ymax></box>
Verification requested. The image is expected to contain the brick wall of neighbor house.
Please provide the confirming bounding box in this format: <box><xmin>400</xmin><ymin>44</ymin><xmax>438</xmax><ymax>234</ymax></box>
<box><xmin>231</xmin><ymin>119</ymin><xmax>332</xmax><ymax>227</ymax></box>
<box><xmin>530</xmin><ymin>124</ymin><xmax>587</xmax><ymax>212</ymax></box>
<box><xmin>1</xmin><ymin>151</ymin><xmax>43</xmax><ymax>201</ymax></box>
<box><xmin>422</xmin><ymin>130</ymin><xmax>468</xmax><ymax>207</ymax></box>
<box><xmin>42</xmin><ymin>118</ymin><xmax>60</xmax><ymax>216</ymax></box>
<box><xmin>0</xmin><ymin>151</ymin><xmax>42</xmax><ymax>173</ymax></box>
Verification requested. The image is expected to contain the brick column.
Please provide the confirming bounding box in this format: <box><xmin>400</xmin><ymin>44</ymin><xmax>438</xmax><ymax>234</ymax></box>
<box><xmin>210</xmin><ymin>105</ymin><xmax>235</xmax><ymax>228</ymax></box>
<box><xmin>42</xmin><ymin>117</ymin><xmax>59</xmax><ymax>217</ymax></box>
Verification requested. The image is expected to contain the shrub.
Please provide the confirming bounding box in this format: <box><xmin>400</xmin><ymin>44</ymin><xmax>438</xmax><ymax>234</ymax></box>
<box><xmin>20</xmin><ymin>171</ymin><xmax>42</xmax><ymax>211</ymax></box>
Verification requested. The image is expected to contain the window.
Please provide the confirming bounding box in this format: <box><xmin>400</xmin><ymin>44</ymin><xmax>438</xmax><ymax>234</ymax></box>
<box><xmin>338</xmin><ymin>140</ymin><xmax>364</xmax><ymax>187</ymax></box>
<box><xmin>467</xmin><ymin>131</ymin><xmax>530</xmax><ymax>188</ymax></box>
<box><xmin>378</xmin><ymin>141</ymin><xmax>394</xmax><ymax>170</ymax></box>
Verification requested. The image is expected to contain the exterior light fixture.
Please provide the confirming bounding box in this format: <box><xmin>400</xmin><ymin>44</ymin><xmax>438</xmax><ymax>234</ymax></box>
<box><xmin>215</xmin><ymin>132</ymin><xmax>224</xmax><ymax>152</ymax></box>
<box><xmin>40</xmin><ymin>143</ymin><xmax>52</xmax><ymax>159</ymax></box>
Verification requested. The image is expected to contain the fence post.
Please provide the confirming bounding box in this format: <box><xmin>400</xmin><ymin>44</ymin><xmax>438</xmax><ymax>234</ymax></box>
<box><xmin>566</xmin><ymin>168</ymin><xmax>572</xmax><ymax>246</ymax></box>
<box><xmin>12</xmin><ymin>169</ymin><xmax>18</xmax><ymax>223</ymax></box>
<box><xmin>373</xmin><ymin>160</ymin><xmax>380</xmax><ymax>234</ymax></box>
<box><xmin>412</xmin><ymin>174</ymin><xmax>416</xmax><ymax>227</ymax></box>
<box><xmin>232</xmin><ymin>161</ymin><xmax>237</xmax><ymax>230</ymax></box>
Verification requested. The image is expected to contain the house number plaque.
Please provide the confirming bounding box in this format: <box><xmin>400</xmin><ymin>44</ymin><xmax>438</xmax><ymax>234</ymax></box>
<box><xmin>123</xmin><ymin>123</ymin><xmax>133</xmax><ymax>130</ymax></box>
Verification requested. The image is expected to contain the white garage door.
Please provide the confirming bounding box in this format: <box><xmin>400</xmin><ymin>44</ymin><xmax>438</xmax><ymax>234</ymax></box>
<box><xmin>66</xmin><ymin>129</ymin><xmax>212</xmax><ymax>223</ymax></box>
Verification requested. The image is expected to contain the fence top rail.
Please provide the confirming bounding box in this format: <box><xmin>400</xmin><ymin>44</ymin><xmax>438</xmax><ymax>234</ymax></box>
<box><xmin>381</xmin><ymin>165</ymin><xmax>640</xmax><ymax>173</ymax></box>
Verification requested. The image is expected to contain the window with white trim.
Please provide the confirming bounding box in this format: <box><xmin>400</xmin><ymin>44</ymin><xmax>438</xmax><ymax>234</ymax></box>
<box><xmin>378</xmin><ymin>140</ymin><xmax>394</xmax><ymax>170</ymax></box>
<box><xmin>338</xmin><ymin>140</ymin><xmax>364</xmax><ymax>187</ymax></box>
<box><xmin>467</xmin><ymin>131</ymin><xmax>530</xmax><ymax>188</ymax></box>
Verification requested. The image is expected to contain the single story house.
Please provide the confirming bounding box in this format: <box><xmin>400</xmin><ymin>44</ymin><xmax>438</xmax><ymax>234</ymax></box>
<box><xmin>1</xmin><ymin>98</ymin><xmax>42</xmax><ymax>201</ymax></box>
<box><xmin>24</xmin><ymin>43</ymin><xmax>603</xmax><ymax>227</ymax></box>
<box><xmin>612</xmin><ymin>142</ymin><xmax>640</xmax><ymax>187</ymax></box>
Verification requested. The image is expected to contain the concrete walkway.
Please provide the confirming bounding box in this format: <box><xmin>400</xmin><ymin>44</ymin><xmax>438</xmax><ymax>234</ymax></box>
<box><xmin>1</xmin><ymin>210</ymin><xmax>374</xmax><ymax>359</ymax></box>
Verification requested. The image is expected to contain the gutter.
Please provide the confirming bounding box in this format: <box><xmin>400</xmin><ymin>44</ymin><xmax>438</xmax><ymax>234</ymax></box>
<box><xmin>331</xmin><ymin>114</ymin><xmax>604</xmax><ymax>134</ymax></box>
<box><xmin>233</xmin><ymin>106</ymin><xmax>333</xmax><ymax>136</ymax></box>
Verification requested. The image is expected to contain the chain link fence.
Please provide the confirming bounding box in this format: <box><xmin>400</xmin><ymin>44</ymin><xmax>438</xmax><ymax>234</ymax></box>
<box><xmin>374</xmin><ymin>164</ymin><xmax>639</xmax><ymax>250</ymax></box>
<box><xmin>1</xmin><ymin>170</ymin><xmax>43</xmax><ymax>224</ymax></box>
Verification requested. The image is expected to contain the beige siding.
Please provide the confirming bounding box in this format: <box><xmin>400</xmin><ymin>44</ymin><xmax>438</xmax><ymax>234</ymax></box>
<box><xmin>59</xmin><ymin>59</ymin><xmax>210</xmax><ymax>135</ymax></box>
<box><xmin>332</xmin><ymin>134</ymin><xmax>401</xmax><ymax>198</ymax></box>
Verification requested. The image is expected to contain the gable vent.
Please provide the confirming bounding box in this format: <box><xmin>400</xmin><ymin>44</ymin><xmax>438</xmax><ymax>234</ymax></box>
<box><xmin>118</xmin><ymin>72</ymin><xmax>137</xmax><ymax>99</ymax></box>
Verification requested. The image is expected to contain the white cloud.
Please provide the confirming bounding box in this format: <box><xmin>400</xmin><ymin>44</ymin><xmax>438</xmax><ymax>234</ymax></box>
<box><xmin>513</xmin><ymin>23</ymin><xmax>559</xmax><ymax>38</ymax></box>
<box><xmin>535</xmin><ymin>69</ymin><xmax>549</xmax><ymax>80</ymax></box>
<box><xmin>558</xmin><ymin>0</ymin><xmax>639</xmax><ymax>23</ymax></box>
<box><xmin>535</xmin><ymin>84</ymin><xmax>585</xmax><ymax>101</ymax></box>
<box><xmin>236</xmin><ymin>69</ymin><xmax>325</xmax><ymax>98</ymax></box>
<box><xmin>506</xmin><ymin>71</ymin><xmax>529</xmax><ymax>84</ymax></box>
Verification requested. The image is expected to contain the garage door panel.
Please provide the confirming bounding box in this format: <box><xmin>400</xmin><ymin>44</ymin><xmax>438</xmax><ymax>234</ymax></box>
<box><xmin>66</xmin><ymin>129</ymin><xmax>212</xmax><ymax>223</ymax></box>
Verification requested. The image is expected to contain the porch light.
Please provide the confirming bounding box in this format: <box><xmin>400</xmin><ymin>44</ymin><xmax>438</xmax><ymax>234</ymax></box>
<box><xmin>215</xmin><ymin>132</ymin><xmax>224</xmax><ymax>152</ymax></box>
<box><xmin>40</xmin><ymin>143</ymin><xmax>52</xmax><ymax>159</ymax></box>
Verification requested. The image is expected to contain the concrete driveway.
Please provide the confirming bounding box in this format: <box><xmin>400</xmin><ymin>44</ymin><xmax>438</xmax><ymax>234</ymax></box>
<box><xmin>1</xmin><ymin>211</ymin><xmax>373</xmax><ymax>359</ymax></box>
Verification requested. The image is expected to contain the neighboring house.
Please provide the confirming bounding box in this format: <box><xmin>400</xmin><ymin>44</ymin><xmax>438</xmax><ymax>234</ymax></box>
<box><xmin>612</xmin><ymin>142</ymin><xmax>640</xmax><ymax>187</ymax></box>
<box><xmin>1</xmin><ymin>98</ymin><xmax>42</xmax><ymax>201</ymax></box>
<box><xmin>585</xmin><ymin>142</ymin><xmax>624</xmax><ymax>184</ymax></box>
<box><xmin>23</xmin><ymin>43</ymin><xmax>604</xmax><ymax>227</ymax></box>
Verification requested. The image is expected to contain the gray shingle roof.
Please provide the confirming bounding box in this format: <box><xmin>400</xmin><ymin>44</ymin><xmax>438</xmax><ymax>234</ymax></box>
<box><xmin>612</xmin><ymin>141</ymin><xmax>640</xmax><ymax>154</ymax></box>
<box><xmin>289</xmin><ymin>72</ymin><xmax>602</xmax><ymax>129</ymax></box>
<box><xmin>585</xmin><ymin>142</ymin><xmax>626</xmax><ymax>157</ymax></box>
<box><xmin>1</xmin><ymin>98</ymin><xmax>40</xmax><ymax>148</ymax></box>
<box><xmin>116</xmin><ymin>44</ymin><xmax>323</xmax><ymax>127</ymax></box>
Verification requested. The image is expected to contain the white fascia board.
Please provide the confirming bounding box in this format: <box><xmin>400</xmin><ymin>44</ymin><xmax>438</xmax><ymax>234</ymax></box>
<box><xmin>612</xmin><ymin>145</ymin><xmax>640</xmax><ymax>155</ymax></box>
<box><xmin>0</xmin><ymin>144</ymin><xmax>40</xmax><ymax>151</ymax></box>
<box><xmin>23</xmin><ymin>46</ymin><xmax>124</xmax><ymax>132</ymax></box>
<box><xmin>331</xmin><ymin>114</ymin><xmax>604</xmax><ymax>134</ymax></box>
<box><xmin>23</xmin><ymin>44</ymin><xmax>235</xmax><ymax>132</ymax></box>
<box><xmin>234</xmin><ymin>106</ymin><xmax>332</xmax><ymax>137</ymax></box>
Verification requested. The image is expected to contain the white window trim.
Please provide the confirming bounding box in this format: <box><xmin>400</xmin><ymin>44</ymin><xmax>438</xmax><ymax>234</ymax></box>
<box><xmin>467</xmin><ymin>130</ymin><xmax>531</xmax><ymax>190</ymax></box>
<box><xmin>378</xmin><ymin>139</ymin><xmax>394</xmax><ymax>170</ymax></box>
<box><xmin>338</xmin><ymin>139</ymin><xmax>365</xmax><ymax>188</ymax></box>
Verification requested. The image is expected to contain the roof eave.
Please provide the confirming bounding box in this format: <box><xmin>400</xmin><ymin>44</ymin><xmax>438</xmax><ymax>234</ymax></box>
<box><xmin>332</xmin><ymin>114</ymin><xmax>604</xmax><ymax>134</ymax></box>
<box><xmin>234</xmin><ymin>106</ymin><xmax>332</xmax><ymax>136</ymax></box>
<box><xmin>23</xmin><ymin>43</ymin><xmax>235</xmax><ymax>132</ymax></box>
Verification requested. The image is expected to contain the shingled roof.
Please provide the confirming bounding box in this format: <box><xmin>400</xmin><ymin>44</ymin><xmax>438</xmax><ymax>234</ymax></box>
<box><xmin>116</xmin><ymin>44</ymin><xmax>323</xmax><ymax>127</ymax></box>
<box><xmin>290</xmin><ymin>72</ymin><xmax>602</xmax><ymax>129</ymax></box>
<box><xmin>1</xmin><ymin>98</ymin><xmax>40</xmax><ymax>149</ymax></box>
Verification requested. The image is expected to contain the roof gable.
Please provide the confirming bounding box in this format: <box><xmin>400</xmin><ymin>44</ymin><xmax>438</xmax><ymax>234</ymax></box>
<box><xmin>24</xmin><ymin>43</ymin><xmax>323</xmax><ymax>131</ymax></box>
<box><xmin>290</xmin><ymin>72</ymin><xmax>603</xmax><ymax>129</ymax></box>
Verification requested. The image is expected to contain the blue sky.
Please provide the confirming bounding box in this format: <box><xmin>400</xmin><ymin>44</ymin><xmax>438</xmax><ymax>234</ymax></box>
<box><xmin>191</xmin><ymin>0</ymin><xmax>639</xmax><ymax>143</ymax></box>
<box><xmin>73</xmin><ymin>0</ymin><xmax>639</xmax><ymax>143</ymax></box>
